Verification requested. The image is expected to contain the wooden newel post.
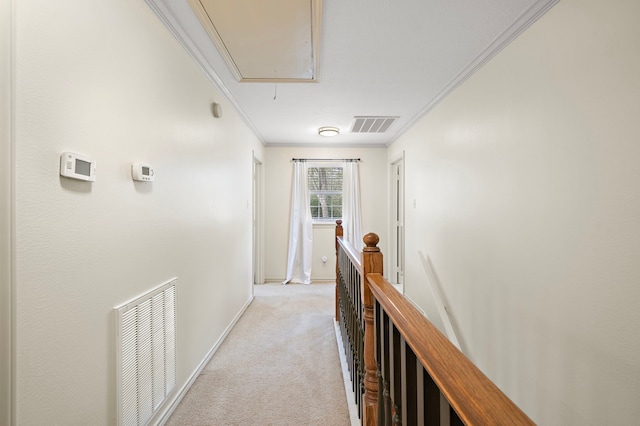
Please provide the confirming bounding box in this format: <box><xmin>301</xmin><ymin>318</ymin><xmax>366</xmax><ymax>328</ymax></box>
<box><xmin>362</xmin><ymin>232</ymin><xmax>382</xmax><ymax>426</ymax></box>
<box><xmin>335</xmin><ymin>220</ymin><xmax>343</xmax><ymax>321</ymax></box>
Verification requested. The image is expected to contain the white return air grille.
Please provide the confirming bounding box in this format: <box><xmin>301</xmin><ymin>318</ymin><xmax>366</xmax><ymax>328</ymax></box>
<box><xmin>350</xmin><ymin>116</ymin><xmax>398</xmax><ymax>133</ymax></box>
<box><xmin>115</xmin><ymin>278</ymin><xmax>177</xmax><ymax>426</ymax></box>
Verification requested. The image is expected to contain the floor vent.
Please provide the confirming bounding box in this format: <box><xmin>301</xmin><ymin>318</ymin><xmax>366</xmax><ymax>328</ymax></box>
<box><xmin>115</xmin><ymin>278</ymin><xmax>177</xmax><ymax>426</ymax></box>
<box><xmin>350</xmin><ymin>116</ymin><xmax>398</xmax><ymax>133</ymax></box>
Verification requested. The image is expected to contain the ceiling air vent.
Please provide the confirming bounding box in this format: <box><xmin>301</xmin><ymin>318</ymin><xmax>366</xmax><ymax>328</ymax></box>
<box><xmin>350</xmin><ymin>116</ymin><xmax>398</xmax><ymax>133</ymax></box>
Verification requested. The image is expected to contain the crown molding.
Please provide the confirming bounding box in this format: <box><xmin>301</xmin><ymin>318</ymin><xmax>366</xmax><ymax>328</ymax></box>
<box><xmin>387</xmin><ymin>0</ymin><xmax>560</xmax><ymax>147</ymax></box>
<box><xmin>145</xmin><ymin>0</ymin><xmax>266</xmax><ymax>145</ymax></box>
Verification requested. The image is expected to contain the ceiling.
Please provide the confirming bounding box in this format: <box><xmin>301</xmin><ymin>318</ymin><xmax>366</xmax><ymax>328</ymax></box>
<box><xmin>187</xmin><ymin>0</ymin><xmax>322</xmax><ymax>82</ymax></box>
<box><xmin>146</xmin><ymin>0</ymin><xmax>557</xmax><ymax>147</ymax></box>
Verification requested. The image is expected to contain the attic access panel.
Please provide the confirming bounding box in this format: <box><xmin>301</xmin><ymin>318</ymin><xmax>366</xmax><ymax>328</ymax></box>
<box><xmin>189</xmin><ymin>0</ymin><xmax>322</xmax><ymax>82</ymax></box>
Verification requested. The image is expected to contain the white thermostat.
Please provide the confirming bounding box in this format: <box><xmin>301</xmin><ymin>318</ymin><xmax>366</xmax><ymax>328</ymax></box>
<box><xmin>131</xmin><ymin>162</ymin><xmax>155</xmax><ymax>182</ymax></box>
<box><xmin>60</xmin><ymin>152</ymin><xmax>96</xmax><ymax>181</ymax></box>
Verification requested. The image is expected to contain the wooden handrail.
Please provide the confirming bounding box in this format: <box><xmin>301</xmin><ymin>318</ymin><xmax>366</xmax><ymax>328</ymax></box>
<box><xmin>335</xmin><ymin>222</ymin><xmax>534</xmax><ymax>425</ymax></box>
<box><xmin>367</xmin><ymin>273</ymin><xmax>535</xmax><ymax>425</ymax></box>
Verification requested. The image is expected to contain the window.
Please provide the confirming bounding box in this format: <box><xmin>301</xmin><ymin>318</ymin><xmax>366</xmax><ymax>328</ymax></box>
<box><xmin>308</xmin><ymin>166</ymin><xmax>343</xmax><ymax>221</ymax></box>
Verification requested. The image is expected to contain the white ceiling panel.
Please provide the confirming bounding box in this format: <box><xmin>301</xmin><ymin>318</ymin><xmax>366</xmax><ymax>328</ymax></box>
<box><xmin>188</xmin><ymin>0</ymin><xmax>322</xmax><ymax>82</ymax></box>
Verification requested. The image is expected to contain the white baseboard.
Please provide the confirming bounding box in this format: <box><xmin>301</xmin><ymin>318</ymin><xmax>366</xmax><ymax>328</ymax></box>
<box><xmin>151</xmin><ymin>295</ymin><xmax>255</xmax><ymax>426</ymax></box>
<box><xmin>333</xmin><ymin>321</ymin><xmax>361</xmax><ymax>426</ymax></box>
<box><xmin>263</xmin><ymin>278</ymin><xmax>336</xmax><ymax>284</ymax></box>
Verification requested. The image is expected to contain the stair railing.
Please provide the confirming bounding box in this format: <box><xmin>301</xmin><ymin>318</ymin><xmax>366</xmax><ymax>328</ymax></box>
<box><xmin>335</xmin><ymin>221</ymin><xmax>535</xmax><ymax>425</ymax></box>
<box><xmin>335</xmin><ymin>221</ymin><xmax>381</xmax><ymax>424</ymax></box>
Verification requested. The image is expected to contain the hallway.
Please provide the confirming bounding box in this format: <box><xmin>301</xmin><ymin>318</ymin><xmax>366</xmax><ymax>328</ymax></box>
<box><xmin>166</xmin><ymin>283</ymin><xmax>355</xmax><ymax>425</ymax></box>
<box><xmin>4</xmin><ymin>0</ymin><xmax>640</xmax><ymax>423</ymax></box>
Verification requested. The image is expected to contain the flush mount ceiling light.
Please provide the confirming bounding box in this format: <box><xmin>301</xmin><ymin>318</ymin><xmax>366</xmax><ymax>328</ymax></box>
<box><xmin>318</xmin><ymin>127</ymin><xmax>340</xmax><ymax>137</ymax></box>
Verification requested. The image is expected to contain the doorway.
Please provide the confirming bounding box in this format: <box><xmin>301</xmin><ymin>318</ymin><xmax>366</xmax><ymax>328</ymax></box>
<box><xmin>252</xmin><ymin>154</ymin><xmax>264</xmax><ymax>285</ymax></box>
<box><xmin>389</xmin><ymin>154</ymin><xmax>405</xmax><ymax>290</ymax></box>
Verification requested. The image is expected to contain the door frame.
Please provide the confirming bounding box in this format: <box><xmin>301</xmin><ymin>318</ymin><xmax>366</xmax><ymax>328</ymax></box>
<box><xmin>252</xmin><ymin>153</ymin><xmax>264</xmax><ymax>285</ymax></box>
<box><xmin>389</xmin><ymin>152</ymin><xmax>405</xmax><ymax>291</ymax></box>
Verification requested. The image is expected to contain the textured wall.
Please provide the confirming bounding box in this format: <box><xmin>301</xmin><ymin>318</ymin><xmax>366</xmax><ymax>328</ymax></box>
<box><xmin>13</xmin><ymin>0</ymin><xmax>262</xmax><ymax>423</ymax></box>
<box><xmin>264</xmin><ymin>146</ymin><xmax>388</xmax><ymax>282</ymax></box>
<box><xmin>388</xmin><ymin>0</ymin><xmax>640</xmax><ymax>423</ymax></box>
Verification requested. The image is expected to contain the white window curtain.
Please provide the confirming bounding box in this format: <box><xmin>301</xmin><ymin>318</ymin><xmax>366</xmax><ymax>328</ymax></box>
<box><xmin>342</xmin><ymin>161</ymin><xmax>363</xmax><ymax>251</ymax></box>
<box><xmin>283</xmin><ymin>161</ymin><xmax>313</xmax><ymax>284</ymax></box>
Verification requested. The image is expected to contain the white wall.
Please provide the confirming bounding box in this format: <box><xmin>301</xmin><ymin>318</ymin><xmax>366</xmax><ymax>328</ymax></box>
<box><xmin>388</xmin><ymin>0</ymin><xmax>640</xmax><ymax>424</ymax></box>
<box><xmin>1</xmin><ymin>0</ymin><xmax>13</xmax><ymax>423</ymax></box>
<box><xmin>264</xmin><ymin>146</ymin><xmax>387</xmax><ymax>282</ymax></box>
<box><xmin>13</xmin><ymin>0</ymin><xmax>263</xmax><ymax>424</ymax></box>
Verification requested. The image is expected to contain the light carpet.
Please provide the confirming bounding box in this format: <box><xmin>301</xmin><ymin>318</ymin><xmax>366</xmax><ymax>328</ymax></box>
<box><xmin>166</xmin><ymin>282</ymin><xmax>352</xmax><ymax>426</ymax></box>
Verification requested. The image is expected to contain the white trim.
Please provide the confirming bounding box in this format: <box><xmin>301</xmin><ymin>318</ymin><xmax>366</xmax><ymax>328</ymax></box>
<box><xmin>388</xmin><ymin>152</ymin><xmax>405</xmax><ymax>289</ymax></box>
<box><xmin>311</xmin><ymin>219</ymin><xmax>342</xmax><ymax>226</ymax></box>
<box><xmin>333</xmin><ymin>322</ymin><xmax>361</xmax><ymax>426</ymax></box>
<box><xmin>312</xmin><ymin>222</ymin><xmax>337</xmax><ymax>229</ymax></box>
<box><xmin>153</xmin><ymin>295</ymin><xmax>255</xmax><ymax>425</ymax></box>
<box><xmin>252</xmin><ymin>153</ymin><xmax>265</xmax><ymax>285</ymax></box>
<box><xmin>387</xmin><ymin>0</ymin><xmax>560</xmax><ymax>147</ymax></box>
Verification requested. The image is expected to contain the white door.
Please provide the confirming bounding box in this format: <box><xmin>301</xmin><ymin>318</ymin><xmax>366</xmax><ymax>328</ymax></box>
<box><xmin>390</xmin><ymin>155</ymin><xmax>405</xmax><ymax>289</ymax></box>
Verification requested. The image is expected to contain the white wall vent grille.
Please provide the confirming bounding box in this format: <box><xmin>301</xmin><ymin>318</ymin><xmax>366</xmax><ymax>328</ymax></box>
<box><xmin>115</xmin><ymin>278</ymin><xmax>177</xmax><ymax>426</ymax></box>
<box><xmin>350</xmin><ymin>116</ymin><xmax>398</xmax><ymax>133</ymax></box>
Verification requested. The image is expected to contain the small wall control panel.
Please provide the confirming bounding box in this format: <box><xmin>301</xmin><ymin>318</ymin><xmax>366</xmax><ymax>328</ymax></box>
<box><xmin>60</xmin><ymin>152</ymin><xmax>96</xmax><ymax>181</ymax></box>
<box><xmin>131</xmin><ymin>162</ymin><xmax>155</xmax><ymax>182</ymax></box>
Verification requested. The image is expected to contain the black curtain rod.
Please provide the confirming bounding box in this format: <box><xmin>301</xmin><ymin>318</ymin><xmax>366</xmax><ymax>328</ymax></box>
<box><xmin>291</xmin><ymin>158</ymin><xmax>361</xmax><ymax>162</ymax></box>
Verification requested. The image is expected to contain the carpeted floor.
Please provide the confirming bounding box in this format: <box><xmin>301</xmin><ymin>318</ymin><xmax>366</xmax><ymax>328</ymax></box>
<box><xmin>166</xmin><ymin>282</ymin><xmax>352</xmax><ymax>426</ymax></box>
